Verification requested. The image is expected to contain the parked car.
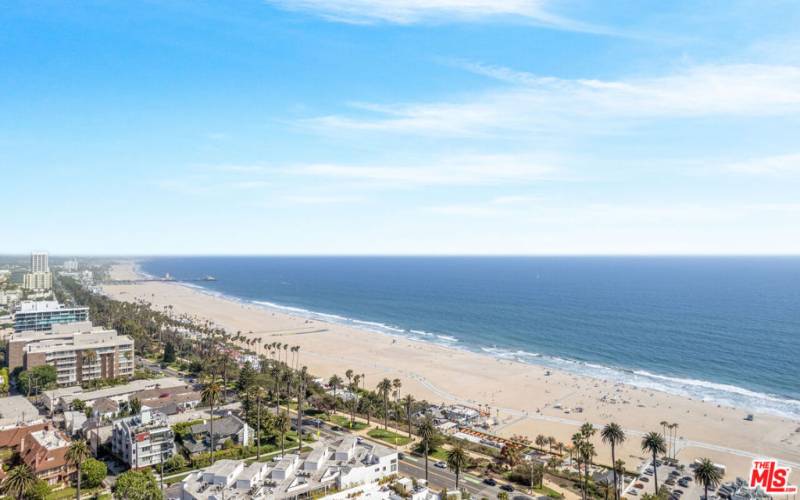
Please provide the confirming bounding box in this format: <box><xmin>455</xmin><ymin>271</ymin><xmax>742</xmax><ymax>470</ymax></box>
<box><xmin>501</xmin><ymin>484</ymin><xmax>515</xmax><ymax>492</ymax></box>
<box><xmin>483</xmin><ymin>478</ymin><xmax>497</xmax><ymax>486</ymax></box>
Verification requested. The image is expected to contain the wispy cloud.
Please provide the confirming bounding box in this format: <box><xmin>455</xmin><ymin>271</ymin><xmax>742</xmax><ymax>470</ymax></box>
<box><xmin>283</xmin><ymin>195</ymin><xmax>365</xmax><ymax>205</ymax></box>
<box><xmin>428</xmin><ymin>194</ymin><xmax>542</xmax><ymax>216</ymax></box>
<box><xmin>294</xmin><ymin>154</ymin><xmax>560</xmax><ymax>186</ymax></box>
<box><xmin>307</xmin><ymin>63</ymin><xmax>800</xmax><ymax>138</ymax></box>
<box><xmin>263</xmin><ymin>0</ymin><xmax>608</xmax><ymax>33</ymax></box>
<box><xmin>724</xmin><ymin>153</ymin><xmax>800</xmax><ymax>175</ymax></box>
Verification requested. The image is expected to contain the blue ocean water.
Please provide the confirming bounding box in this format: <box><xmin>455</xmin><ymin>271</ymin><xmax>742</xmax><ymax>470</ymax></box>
<box><xmin>140</xmin><ymin>257</ymin><xmax>800</xmax><ymax>418</ymax></box>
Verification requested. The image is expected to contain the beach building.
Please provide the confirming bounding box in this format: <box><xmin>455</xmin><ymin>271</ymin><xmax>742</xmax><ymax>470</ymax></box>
<box><xmin>12</xmin><ymin>300</ymin><xmax>89</xmax><ymax>332</ymax></box>
<box><xmin>112</xmin><ymin>409</ymin><xmax>175</xmax><ymax>469</ymax></box>
<box><xmin>8</xmin><ymin>321</ymin><xmax>134</xmax><ymax>386</ymax></box>
<box><xmin>41</xmin><ymin>376</ymin><xmax>188</xmax><ymax>414</ymax></box>
<box><xmin>180</xmin><ymin>436</ymin><xmax>399</xmax><ymax>500</ymax></box>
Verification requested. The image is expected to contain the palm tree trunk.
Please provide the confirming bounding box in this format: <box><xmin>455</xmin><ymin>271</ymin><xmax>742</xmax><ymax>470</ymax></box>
<box><xmin>611</xmin><ymin>444</ymin><xmax>618</xmax><ymax>500</ymax></box>
<box><xmin>210</xmin><ymin>401</ymin><xmax>215</xmax><ymax>464</ymax></box>
<box><xmin>455</xmin><ymin>470</ymin><xmax>460</xmax><ymax>490</ymax></box>
<box><xmin>424</xmin><ymin>443</ymin><xmax>429</xmax><ymax>481</ymax></box>
<box><xmin>76</xmin><ymin>463</ymin><xmax>82</xmax><ymax>500</ymax></box>
<box><xmin>652</xmin><ymin>451</ymin><xmax>659</xmax><ymax>495</ymax></box>
<box><xmin>256</xmin><ymin>397</ymin><xmax>261</xmax><ymax>461</ymax></box>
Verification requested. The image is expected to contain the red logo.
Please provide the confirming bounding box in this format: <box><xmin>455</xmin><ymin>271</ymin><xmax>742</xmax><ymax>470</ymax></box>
<box><xmin>750</xmin><ymin>460</ymin><xmax>797</xmax><ymax>495</ymax></box>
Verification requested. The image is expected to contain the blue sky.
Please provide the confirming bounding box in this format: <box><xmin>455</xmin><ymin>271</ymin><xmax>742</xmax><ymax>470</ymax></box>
<box><xmin>2</xmin><ymin>0</ymin><xmax>799</xmax><ymax>255</ymax></box>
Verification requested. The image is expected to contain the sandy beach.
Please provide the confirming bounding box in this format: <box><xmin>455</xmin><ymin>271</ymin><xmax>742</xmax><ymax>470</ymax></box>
<box><xmin>103</xmin><ymin>262</ymin><xmax>800</xmax><ymax>481</ymax></box>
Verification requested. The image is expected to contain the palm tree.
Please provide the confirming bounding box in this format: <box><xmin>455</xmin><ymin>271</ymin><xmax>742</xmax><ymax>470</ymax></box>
<box><xmin>328</xmin><ymin>374</ymin><xmax>343</xmax><ymax>414</ymax></box>
<box><xmin>694</xmin><ymin>458</ymin><xmax>723</xmax><ymax>500</ymax></box>
<box><xmin>447</xmin><ymin>444</ymin><xmax>469</xmax><ymax>490</ymax></box>
<box><xmin>201</xmin><ymin>376</ymin><xmax>223</xmax><ymax>464</ymax></box>
<box><xmin>641</xmin><ymin>432</ymin><xmax>667</xmax><ymax>495</ymax></box>
<box><xmin>535</xmin><ymin>434</ymin><xmax>547</xmax><ymax>451</ymax></box>
<box><xmin>548</xmin><ymin>436</ymin><xmax>557</xmax><ymax>454</ymax></box>
<box><xmin>1</xmin><ymin>464</ymin><xmax>37</xmax><ymax>499</ymax></box>
<box><xmin>601</xmin><ymin>423</ymin><xmax>626</xmax><ymax>500</ymax></box>
<box><xmin>276</xmin><ymin>411</ymin><xmax>291</xmax><ymax>458</ymax></box>
<box><xmin>253</xmin><ymin>386</ymin><xmax>267</xmax><ymax>461</ymax></box>
<box><xmin>417</xmin><ymin>415</ymin><xmax>436</xmax><ymax>481</ymax></box>
<box><xmin>66</xmin><ymin>439</ymin><xmax>91</xmax><ymax>500</ymax></box>
<box><xmin>669</xmin><ymin>423</ymin><xmax>679</xmax><ymax>460</ymax></box>
<box><xmin>579</xmin><ymin>440</ymin><xmax>596</xmax><ymax>500</ymax></box>
<box><xmin>402</xmin><ymin>394</ymin><xmax>415</xmax><ymax>437</ymax></box>
<box><xmin>377</xmin><ymin>378</ymin><xmax>393</xmax><ymax>430</ymax></box>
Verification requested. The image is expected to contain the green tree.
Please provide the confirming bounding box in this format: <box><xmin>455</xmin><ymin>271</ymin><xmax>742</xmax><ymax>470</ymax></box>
<box><xmin>0</xmin><ymin>464</ymin><xmax>37</xmax><ymax>499</ymax></box>
<box><xmin>17</xmin><ymin>365</ymin><xmax>57</xmax><ymax>396</ymax></box>
<box><xmin>237</xmin><ymin>362</ymin><xmax>256</xmax><ymax>392</ymax></box>
<box><xmin>81</xmin><ymin>458</ymin><xmax>107</xmax><ymax>488</ymax></box>
<box><xmin>446</xmin><ymin>444</ymin><xmax>469</xmax><ymax>490</ymax></box>
<box><xmin>163</xmin><ymin>454</ymin><xmax>187</xmax><ymax>473</ymax></box>
<box><xmin>641</xmin><ymin>432</ymin><xmax>667</xmax><ymax>495</ymax></box>
<box><xmin>201</xmin><ymin>376</ymin><xmax>223</xmax><ymax>464</ymax></box>
<box><xmin>162</xmin><ymin>342</ymin><xmax>176</xmax><ymax>363</ymax></box>
<box><xmin>70</xmin><ymin>398</ymin><xmax>86</xmax><ymax>412</ymax></box>
<box><xmin>129</xmin><ymin>397</ymin><xmax>142</xmax><ymax>415</ymax></box>
<box><xmin>114</xmin><ymin>470</ymin><xmax>162</xmax><ymax>500</ymax></box>
<box><xmin>66</xmin><ymin>439</ymin><xmax>92</xmax><ymax>500</ymax></box>
<box><xmin>601</xmin><ymin>422</ymin><xmax>626</xmax><ymax>500</ymax></box>
<box><xmin>27</xmin><ymin>480</ymin><xmax>51</xmax><ymax>500</ymax></box>
<box><xmin>693</xmin><ymin>458</ymin><xmax>723</xmax><ymax>500</ymax></box>
<box><xmin>500</xmin><ymin>444</ymin><xmax>522</xmax><ymax>469</ymax></box>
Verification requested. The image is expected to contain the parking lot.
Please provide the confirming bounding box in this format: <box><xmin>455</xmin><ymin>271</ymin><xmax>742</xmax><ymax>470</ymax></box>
<box><xmin>624</xmin><ymin>459</ymin><xmax>706</xmax><ymax>500</ymax></box>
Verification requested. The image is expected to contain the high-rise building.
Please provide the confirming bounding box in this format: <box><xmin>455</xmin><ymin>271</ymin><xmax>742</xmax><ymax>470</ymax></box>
<box><xmin>8</xmin><ymin>322</ymin><xmax>134</xmax><ymax>386</ymax></box>
<box><xmin>13</xmin><ymin>301</ymin><xmax>89</xmax><ymax>332</ymax></box>
<box><xmin>63</xmin><ymin>260</ymin><xmax>78</xmax><ymax>272</ymax></box>
<box><xmin>31</xmin><ymin>253</ymin><xmax>49</xmax><ymax>273</ymax></box>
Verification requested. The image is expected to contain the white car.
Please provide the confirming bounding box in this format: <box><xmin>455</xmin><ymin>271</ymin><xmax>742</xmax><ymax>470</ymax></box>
<box><xmin>434</xmin><ymin>461</ymin><xmax>447</xmax><ymax>469</ymax></box>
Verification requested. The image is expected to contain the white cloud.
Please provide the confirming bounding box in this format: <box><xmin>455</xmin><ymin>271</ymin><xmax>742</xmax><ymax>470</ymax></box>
<box><xmin>294</xmin><ymin>154</ymin><xmax>559</xmax><ymax>185</ymax></box>
<box><xmin>283</xmin><ymin>195</ymin><xmax>365</xmax><ymax>204</ymax></box>
<box><xmin>307</xmin><ymin>63</ymin><xmax>800</xmax><ymax>138</ymax></box>
<box><xmin>724</xmin><ymin>153</ymin><xmax>800</xmax><ymax>175</ymax></box>
<box><xmin>264</xmin><ymin>0</ymin><xmax>600</xmax><ymax>32</ymax></box>
<box><xmin>428</xmin><ymin>194</ymin><xmax>542</xmax><ymax>216</ymax></box>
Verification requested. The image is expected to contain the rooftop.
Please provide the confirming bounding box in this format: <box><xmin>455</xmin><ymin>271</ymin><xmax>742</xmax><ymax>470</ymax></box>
<box><xmin>43</xmin><ymin>377</ymin><xmax>187</xmax><ymax>407</ymax></box>
<box><xmin>0</xmin><ymin>396</ymin><xmax>42</xmax><ymax>427</ymax></box>
<box><xmin>30</xmin><ymin>429</ymin><xmax>69</xmax><ymax>450</ymax></box>
<box><xmin>15</xmin><ymin>301</ymin><xmax>87</xmax><ymax>314</ymax></box>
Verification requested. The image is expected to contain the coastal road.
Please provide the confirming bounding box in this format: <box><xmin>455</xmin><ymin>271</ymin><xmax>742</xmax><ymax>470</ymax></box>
<box><xmin>399</xmin><ymin>455</ymin><xmax>532</xmax><ymax>499</ymax></box>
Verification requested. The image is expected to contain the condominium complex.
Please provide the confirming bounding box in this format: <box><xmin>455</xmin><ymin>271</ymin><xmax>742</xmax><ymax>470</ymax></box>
<box><xmin>8</xmin><ymin>322</ymin><xmax>134</xmax><ymax>386</ymax></box>
<box><xmin>112</xmin><ymin>409</ymin><xmax>175</xmax><ymax>469</ymax></box>
<box><xmin>180</xmin><ymin>436</ymin><xmax>399</xmax><ymax>500</ymax></box>
<box><xmin>13</xmin><ymin>300</ymin><xmax>89</xmax><ymax>332</ymax></box>
<box><xmin>19</xmin><ymin>427</ymin><xmax>76</xmax><ymax>487</ymax></box>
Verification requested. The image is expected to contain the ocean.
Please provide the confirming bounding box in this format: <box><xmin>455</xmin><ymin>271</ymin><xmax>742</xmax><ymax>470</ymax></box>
<box><xmin>139</xmin><ymin>256</ymin><xmax>800</xmax><ymax>419</ymax></box>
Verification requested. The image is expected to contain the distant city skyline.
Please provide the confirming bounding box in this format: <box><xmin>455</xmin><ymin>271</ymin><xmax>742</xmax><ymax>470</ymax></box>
<box><xmin>2</xmin><ymin>1</ymin><xmax>799</xmax><ymax>255</ymax></box>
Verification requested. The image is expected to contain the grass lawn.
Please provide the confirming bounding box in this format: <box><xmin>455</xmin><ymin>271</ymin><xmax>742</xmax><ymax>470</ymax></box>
<box><xmin>330</xmin><ymin>415</ymin><xmax>368</xmax><ymax>431</ymax></box>
<box><xmin>533</xmin><ymin>485</ymin><xmax>563</xmax><ymax>498</ymax></box>
<box><xmin>367</xmin><ymin>428</ymin><xmax>412</xmax><ymax>446</ymax></box>
<box><xmin>165</xmin><ymin>473</ymin><xmax>191</xmax><ymax>486</ymax></box>
<box><xmin>429</xmin><ymin>448</ymin><xmax>449</xmax><ymax>461</ymax></box>
<box><xmin>46</xmin><ymin>486</ymin><xmax>104</xmax><ymax>500</ymax></box>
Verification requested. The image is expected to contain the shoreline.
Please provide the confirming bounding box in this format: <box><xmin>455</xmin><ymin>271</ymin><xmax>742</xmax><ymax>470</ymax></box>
<box><xmin>103</xmin><ymin>261</ymin><xmax>800</xmax><ymax>481</ymax></box>
<box><xmin>136</xmin><ymin>261</ymin><xmax>800</xmax><ymax>421</ymax></box>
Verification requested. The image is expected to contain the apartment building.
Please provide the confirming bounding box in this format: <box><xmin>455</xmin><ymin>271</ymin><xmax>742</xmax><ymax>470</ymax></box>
<box><xmin>19</xmin><ymin>427</ymin><xmax>77</xmax><ymax>487</ymax></box>
<box><xmin>13</xmin><ymin>300</ymin><xmax>89</xmax><ymax>332</ymax></box>
<box><xmin>112</xmin><ymin>409</ymin><xmax>175</xmax><ymax>469</ymax></box>
<box><xmin>8</xmin><ymin>322</ymin><xmax>134</xmax><ymax>386</ymax></box>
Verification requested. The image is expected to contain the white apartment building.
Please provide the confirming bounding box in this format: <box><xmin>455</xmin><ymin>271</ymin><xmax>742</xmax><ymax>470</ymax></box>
<box><xmin>112</xmin><ymin>409</ymin><xmax>175</xmax><ymax>469</ymax></box>
<box><xmin>23</xmin><ymin>272</ymin><xmax>52</xmax><ymax>292</ymax></box>
<box><xmin>8</xmin><ymin>322</ymin><xmax>134</xmax><ymax>386</ymax></box>
<box><xmin>13</xmin><ymin>300</ymin><xmax>90</xmax><ymax>332</ymax></box>
<box><xmin>63</xmin><ymin>259</ymin><xmax>78</xmax><ymax>272</ymax></box>
<box><xmin>31</xmin><ymin>253</ymin><xmax>49</xmax><ymax>273</ymax></box>
<box><xmin>180</xmin><ymin>436</ymin><xmax>398</xmax><ymax>500</ymax></box>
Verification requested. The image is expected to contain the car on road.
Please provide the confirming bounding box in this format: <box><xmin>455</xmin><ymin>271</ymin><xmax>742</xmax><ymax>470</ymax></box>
<box><xmin>500</xmin><ymin>484</ymin><xmax>514</xmax><ymax>492</ymax></box>
<box><xmin>434</xmin><ymin>461</ymin><xmax>447</xmax><ymax>469</ymax></box>
<box><xmin>398</xmin><ymin>452</ymin><xmax>406</xmax><ymax>460</ymax></box>
<box><xmin>483</xmin><ymin>478</ymin><xmax>497</xmax><ymax>486</ymax></box>
<box><xmin>331</xmin><ymin>426</ymin><xmax>343</xmax><ymax>432</ymax></box>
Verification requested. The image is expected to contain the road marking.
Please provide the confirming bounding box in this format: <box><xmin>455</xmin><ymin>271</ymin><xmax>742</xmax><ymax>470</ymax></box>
<box><xmin>464</xmin><ymin>476</ymin><xmax>482</xmax><ymax>484</ymax></box>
